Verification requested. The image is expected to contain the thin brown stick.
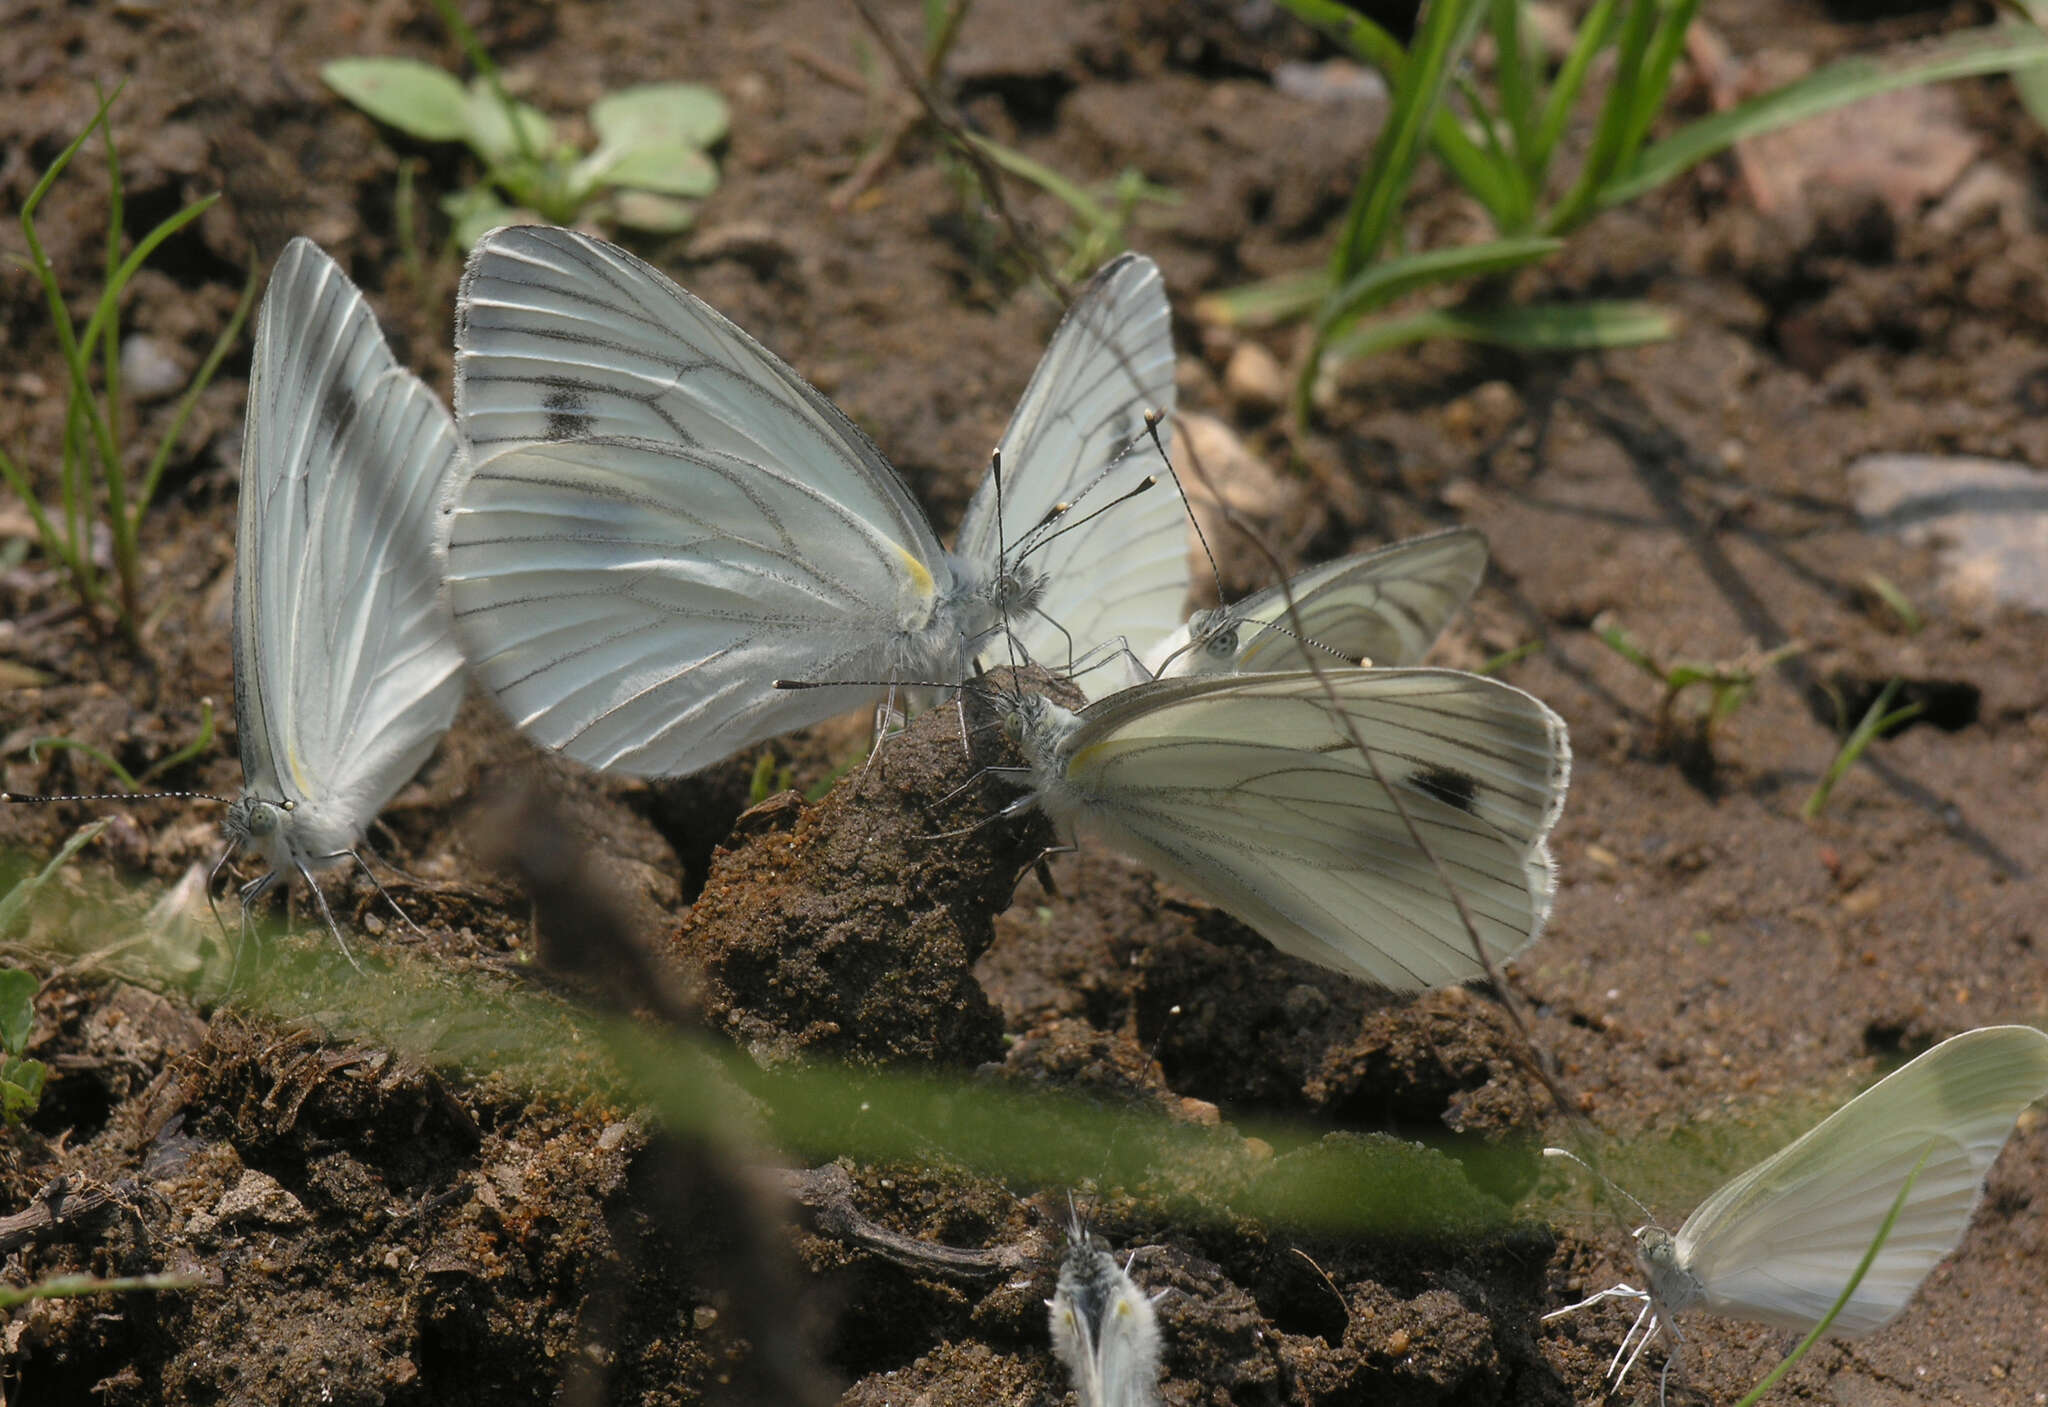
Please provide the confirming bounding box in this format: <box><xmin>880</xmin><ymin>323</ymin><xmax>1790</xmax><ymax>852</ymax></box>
<box><xmin>845</xmin><ymin>0</ymin><xmax>1072</xmax><ymax>304</ymax></box>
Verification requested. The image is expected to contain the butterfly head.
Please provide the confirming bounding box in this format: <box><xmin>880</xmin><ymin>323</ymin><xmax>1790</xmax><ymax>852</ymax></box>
<box><xmin>1632</xmin><ymin>1224</ymin><xmax>1703</xmax><ymax>1315</ymax></box>
<box><xmin>989</xmin><ymin>560</ymin><xmax>1047</xmax><ymax>620</ymax></box>
<box><xmin>222</xmin><ymin>795</ymin><xmax>296</xmax><ymax>870</ymax></box>
<box><xmin>1185</xmin><ymin>606</ymin><xmax>1241</xmax><ymax>664</ymax></box>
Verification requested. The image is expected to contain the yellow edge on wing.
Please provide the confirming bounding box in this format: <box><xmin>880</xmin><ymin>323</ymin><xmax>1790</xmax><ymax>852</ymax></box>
<box><xmin>893</xmin><ymin>542</ymin><xmax>935</xmax><ymax>599</ymax></box>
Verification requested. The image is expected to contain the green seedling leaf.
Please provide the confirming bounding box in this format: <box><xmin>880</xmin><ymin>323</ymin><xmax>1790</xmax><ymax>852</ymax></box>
<box><xmin>1803</xmin><ymin>679</ymin><xmax>1925</xmax><ymax>821</ymax></box>
<box><xmin>442</xmin><ymin>185</ymin><xmax>523</xmax><ymax>252</ymax></box>
<box><xmin>0</xmin><ymin>819</ymin><xmax>111</xmax><ymax>940</ymax></box>
<box><xmin>321</xmin><ymin>57</ymin><xmax>473</xmax><ymax>142</ymax></box>
<box><xmin>591</xmin><ymin>82</ymin><xmax>730</xmax><ymax>151</ymax></box>
<box><xmin>0</xmin><ymin>968</ymin><xmax>37</xmax><ymax>1054</ymax></box>
<box><xmin>1</xmin><ymin>1057</ymin><xmax>46</xmax><ymax>1123</ymax></box>
<box><xmin>1861</xmin><ymin>572</ymin><xmax>1924</xmax><ymax>634</ymax></box>
<box><xmin>610</xmin><ymin>190</ymin><xmax>702</xmax><ymax>233</ymax></box>
<box><xmin>596</xmin><ymin>143</ymin><xmax>719</xmax><ymax>198</ymax></box>
<box><xmin>465</xmin><ymin>78</ymin><xmax>555</xmax><ymax>165</ymax></box>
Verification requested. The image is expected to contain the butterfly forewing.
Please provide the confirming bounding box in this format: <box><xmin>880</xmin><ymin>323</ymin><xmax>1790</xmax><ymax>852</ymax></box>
<box><xmin>445</xmin><ymin>226</ymin><xmax>961</xmax><ymax>777</ymax></box>
<box><xmin>236</xmin><ymin>240</ymin><xmax>464</xmax><ymax>848</ymax></box>
<box><xmin>1054</xmin><ymin>669</ymin><xmax>1568</xmax><ymax>989</ymax></box>
<box><xmin>956</xmin><ymin>255</ymin><xmax>1186</xmax><ymax>677</ymax></box>
<box><xmin>1676</xmin><ymin>1025</ymin><xmax>2048</xmax><ymax>1336</ymax></box>
<box><xmin>455</xmin><ymin>225</ymin><xmax>944</xmax><ymax>564</ymax></box>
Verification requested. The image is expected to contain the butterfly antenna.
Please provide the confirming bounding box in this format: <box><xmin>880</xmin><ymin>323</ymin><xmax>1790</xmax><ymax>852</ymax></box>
<box><xmin>1542</xmin><ymin>1147</ymin><xmax>1660</xmax><ymax>1230</ymax></box>
<box><xmin>771</xmin><ymin>677</ymin><xmax>968</xmax><ymax>694</ymax></box>
<box><xmin>1018</xmin><ymin>473</ymin><xmax>1161</xmax><ymax>560</ymax></box>
<box><xmin>1145</xmin><ymin>409</ymin><xmax>1223</xmax><ymax>604</ymax></box>
<box><xmin>2</xmin><ymin>790</ymin><xmax>233</xmax><ymax>805</ymax></box>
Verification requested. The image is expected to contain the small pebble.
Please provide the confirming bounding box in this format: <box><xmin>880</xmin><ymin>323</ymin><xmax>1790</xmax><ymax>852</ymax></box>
<box><xmin>120</xmin><ymin>334</ymin><xmax>187</xmax><ymax>402</ymax></box>
<box><xmin>1223</xmin><ymin>342</ymin><xmax>1286</xmax><ymax>417</ymax></box>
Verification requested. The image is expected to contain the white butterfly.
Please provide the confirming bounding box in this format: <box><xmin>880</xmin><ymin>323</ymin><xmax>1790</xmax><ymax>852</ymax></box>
<box><xmin>1547</xmin><ymin>1024</ymin><xmax>2048</xmax><ymax>1392</ymax></box>
<box><xmin>219</xmin><ymin>238</ymin><xmax>466</xmax><ymax>949</ymax></box>
<box><xmin>442</xmin><ymin>226</ymin><xmax>1183</xmax><ymax>778</ymax></box>
<box><xmin>994</xmin><ymin>668</ymin><xmax>1568</xmax><ymax>989</ymax></box>
<box><xmin>1048</xmin><ymin>1221</ymin><xmax>1162</xmax><ymax>1407</ymax></box>
<box><xmin>1145</xmin><ymin>526</ymin><xmax>1488</xmax><ymax>680</ymax></box>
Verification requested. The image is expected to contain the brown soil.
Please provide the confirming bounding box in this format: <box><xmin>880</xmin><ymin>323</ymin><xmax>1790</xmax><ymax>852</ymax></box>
<box><xmin>3</xmin><ymin>1</ymin><xmax>2047</xmax><ymax>1404</ymax></box>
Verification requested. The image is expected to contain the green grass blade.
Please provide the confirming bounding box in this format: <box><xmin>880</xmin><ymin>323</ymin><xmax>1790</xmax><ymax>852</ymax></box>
<box><xmin>1614</xmin><ymin>0</ymin><xmax>1702</xmax><ymax>163</ymax></box>
<box><xmin>0</xmin><ymin>446</ymin><xmax>87</xmax><ymax>592</ymax></box>
<box><xmin>132</xmin><ymin>258</ymin><xmax>257</xmax><ymax>525</ymax></box>
<box><xmin>1802</xmin><ymin>679</ymin><xmax>1925</xmax><ymax>820</ymax></box>
<box><xmin>1330</xmin><ymin>0</ymin><xmax>1488</xmax><ymax>279</ymax></box>
<box><xmin>1732</xmin><ymin>1145</ymin><xmax>1932</xmax><ymax>1407</ymax></box>
<box><xmin>1530</xmin><ymin>0</ymin><xmax>1622</xmax><ymax>172</ymax></box>
<box><xmin>1489</xmin><ymin>0</ymin><xmax>1538</xmax><ymax>167</ymax></box>
<box><xmin>0</xmin><ymin>819</ymin><xmax>112</xmax><ymax>938</ymax></box>
<box><xmin>0</xmin><ymin>1272</ymin><xmax>198</xmax><ymax>1310</ymax></box>
<box><xmin>1194</xmin><ymin>269</ymin><xmax>1333</xmax><ymax>329</ymax></box>
<box><xmin>23</xmin><ymin>739</ymin><xmax>140</xmax><ymax>792</ymax></box>
<box><xmin>1543</xmin><ymin>0</ymin><xmax>1663</xmax><ymax>234</ymax></box>
<box><xmin>1270</xmin><ymin>0</ymin><xmax>1524</xmax><ymax>229</ymax></box>
<box><xmin>1326</xmin><ymin>298</ymin><xmax>1675</xmax><ymax>362</ymax></box>
<box><xmin>22</xmin><ymin>97</ymin><xmax>128</xmax><ymax>600</ymax></box>
<box><xmin>1318</xmin><ymin>236</ymin><xmax>1562</xmax><ymax>334</ymax></box>
<box><xmin>97</xmin><ymin>84</ymin><xmax>125</xmax><ymax>462</ymax></box>
<box><xmin>1603</xmin><ymin>24</ymin><xmax>2048</xmax><ymax>211</ymax></box>
<box><xmin>137</xmin><ymin>698</ymin><xmax>217</xmax><ymax>786</ymax></box>
<box><xmin>963</xmin><ymin>133</ymin><xmax>1113</xmax><ymax>231</ymax></box>
<box><xmin>428</xmin><ymin>0</ymin><xmax>536</xmax><ymax>165</ymax></box>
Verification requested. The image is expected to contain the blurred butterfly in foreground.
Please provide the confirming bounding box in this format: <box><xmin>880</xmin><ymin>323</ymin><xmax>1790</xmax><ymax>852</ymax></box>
<box><xmin>1048</xmin><ymin>1218</ymin><xmax>1163</xmax><ymax>1407</ymax></box>
<box><xmin>1546</xmin><ymin>1023</ymin><xmax>2048</xmax><ymax>1397</ymax></box>
<box><xmin>443</xmin><ymin>225</ymin><xmax>1184</xmax><ymax>779</ymax></box>
<box><xmin>8</xmin><ymin>239</ymin><xmax>465</xmax><ymax>966</ymax></box>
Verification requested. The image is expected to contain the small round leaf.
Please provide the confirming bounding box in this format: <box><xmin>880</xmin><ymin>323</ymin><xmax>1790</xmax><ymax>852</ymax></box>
<box><xmin>590</xmin><ymin>82</ymin><xmax>730</xmax><ymax>151</ymax></box>
<box><xmin>321</xmin><ymin>58</ymin><xmax>473</xmax><ymax>143</ymax></box>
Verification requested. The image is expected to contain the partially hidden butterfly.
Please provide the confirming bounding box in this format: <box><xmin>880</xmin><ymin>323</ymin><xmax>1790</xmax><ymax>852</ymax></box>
<box><xmin>1048</xmin><ymin>1219</ymin><xmax>1162</xmax><ymax>1407</ymax></box>
<box><xmin>220</xmin><ymin>238</ymin><xmax>466</xmax><ymax>950</ymax></box>
<box><xmin>1145</xmin><ymin>526</ymin><xmax>1488</xmax><ymax>681</ymax></box>
<box><xmin>1547</xmin><ymin>1023</ymin><xmax>2048</xmax><ymax>1392</ymax></box>
<box><xmin>994</xmin><ymin>667</ymin><xmax>1568</xmax><ymax>989</ymax></box>
<box><xmin>442</xmin><ymin>225</ymin><xmax>1183</xmax><ymax>778</ymax></box>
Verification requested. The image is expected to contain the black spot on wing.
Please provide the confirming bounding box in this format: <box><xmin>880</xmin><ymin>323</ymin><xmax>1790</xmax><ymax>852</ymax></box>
<box><xmin>318</xmin><ymin>377</ymin><xmax>359</xmax><ymax>441</ymax></box>
<box><xmin>1410</xmin><ymin>764</ymin><xmax>1479</xmax><ymax>814</ymax></box>
<box><xmin>543</xmin><ymin>383</ymin><xmax>595</xmax><ymax>440</ymax></box>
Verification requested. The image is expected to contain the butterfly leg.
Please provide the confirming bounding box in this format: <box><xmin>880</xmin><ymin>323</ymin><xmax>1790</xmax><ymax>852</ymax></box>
<box><xmin>294</xmin><ymin>858</ymin><xmax>364</xmax><ymax>975</ymax></box>
<box><xmin>1609</xmin><ymin>1301</ymin><xmax>1662</xmax><ymax>1388</ymax></box>
<box><xmin>919</xmin><ymin>765</ymin><xmax>1039</xmax><ymax>840</ymax></box>
<box><xmin>229</xmin><ymin>869</ymin><xmax>276</xmax><ymax>990</ymax></box>
<box><xmin>1542</xmin><ymin>1282</ymin><xmax>1649</xmax><ymax>1321</ymax></box>
<box><xmin>204</xmin><ymin>839</ymin><xmax>241</xmax><ymax>953</ymax></box>
<box><xmin>331</xmin><ymin>846</ymin><xmax>429</xmax><ymax>941</ymax></box>
<box><xmin>1013</xmin><ymin>842</ymin><xmax>1079</xmax><ymax>899</ymax></box>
